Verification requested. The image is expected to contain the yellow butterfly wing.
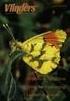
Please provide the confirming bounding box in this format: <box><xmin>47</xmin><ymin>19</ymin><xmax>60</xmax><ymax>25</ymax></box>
<box><xmin>14</xmin><ymin>30</ymin><xmax>67</xmax><ymax>74</ymax></box>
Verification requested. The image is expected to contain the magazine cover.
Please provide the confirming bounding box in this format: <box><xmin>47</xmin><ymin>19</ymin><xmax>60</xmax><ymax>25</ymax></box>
<box><xmin>0</xmin><ymin>0</ymin><xmax>70</xmax><ymax>101</ymax></box>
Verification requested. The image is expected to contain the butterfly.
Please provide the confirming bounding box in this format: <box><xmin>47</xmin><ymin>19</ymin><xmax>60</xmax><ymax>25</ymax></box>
<box><xmin>3</xmin><ymin>24</ymin><xmax>67</xmax><ymax>75</ymax></box>
<box><xmin>11</xmin><ymin>30</ymin><xmax>67</xmax><ymax>74</ymax></box>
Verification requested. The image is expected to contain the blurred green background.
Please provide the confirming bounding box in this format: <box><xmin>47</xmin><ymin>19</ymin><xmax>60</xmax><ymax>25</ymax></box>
<box><xmin>0</xmin><ymin>0</ymin><xmax>70</xmax><ymax>101</ymax></box>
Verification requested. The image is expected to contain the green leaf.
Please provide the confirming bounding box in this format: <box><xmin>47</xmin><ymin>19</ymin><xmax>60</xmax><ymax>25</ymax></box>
<box><xmin>0</xmin><ymin>51</ymin><xmax>23</xmax><ymax>101</ymax></box>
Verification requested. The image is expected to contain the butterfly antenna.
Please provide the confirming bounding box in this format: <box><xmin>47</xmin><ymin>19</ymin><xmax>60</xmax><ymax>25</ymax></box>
<box><xmin>3</xmin><ymin>24</ymin><xmax>16</xmax><ymax>43</ymax></box>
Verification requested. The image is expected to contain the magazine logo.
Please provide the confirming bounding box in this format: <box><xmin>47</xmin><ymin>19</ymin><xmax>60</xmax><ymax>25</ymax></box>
<box><xmin>5</xmin><ymin>3</ymin><xmax>37</xmax><ymax>14</ymax></box>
